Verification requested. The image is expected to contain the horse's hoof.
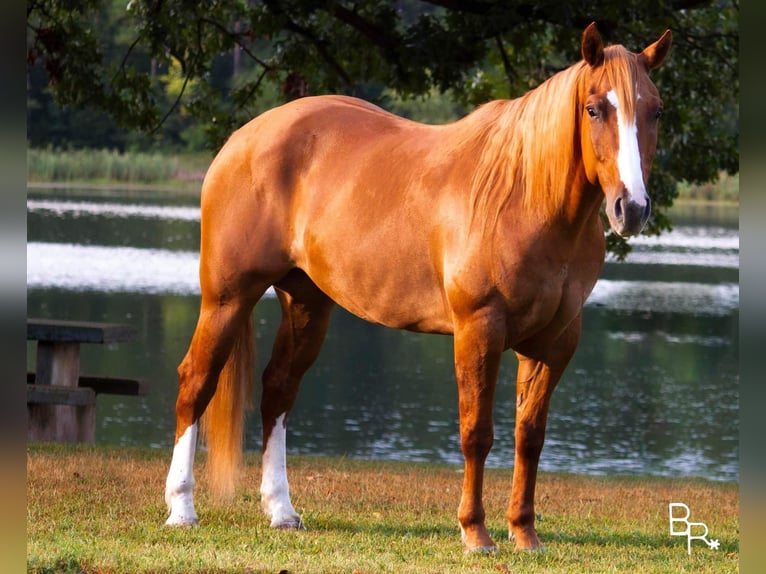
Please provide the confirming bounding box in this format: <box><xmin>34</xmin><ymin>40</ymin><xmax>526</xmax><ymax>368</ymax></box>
<box><xmin>272</xmin><ymin>517</ymin><xmax>305</xmax><ymax>530</ymax></box>
<box><xmin>165</xmin><ymin>492</ymin><xmax>199</xmax><ymax>527</ymax></box>
<box><xmin>509</xmin><ymin>529</ymin><xmax>544</xmax><ymax>551</ymax></box>
<box><xmin>165</xmin><ymin>514</ymin><xmax>199</xmax><ymax>527</ymax></box>
<box><xmin>460</xmin><ymin>524</ymin><xmax>497</xmax><ymax>554</ymax></box>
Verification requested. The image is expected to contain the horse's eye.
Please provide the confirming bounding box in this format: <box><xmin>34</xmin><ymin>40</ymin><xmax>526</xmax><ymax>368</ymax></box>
<box><xmin>654</xmin><ymin>107</ymin><xmax>663</xmax><ymax>120</ymax></box>
<box><xmin>586</xmin><ymin>106</ymin><xmax>599</xmax><ymax>120</ymax></box>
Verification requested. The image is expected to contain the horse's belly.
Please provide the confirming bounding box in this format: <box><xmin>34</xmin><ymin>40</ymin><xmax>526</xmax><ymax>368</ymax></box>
<box><xmin>292</xmin><ymin>182</ymin><xmax>456</xmax><ymax>333</ymax></box>
<box><xmin>297</xmin><ymin>238</ymin><xmax>453</xmax><ymax>334</ymax></box>
<box><xmin>310</xmin><ymin>265</ymin><xmax>453</xmax><ymax>334</ymax></box>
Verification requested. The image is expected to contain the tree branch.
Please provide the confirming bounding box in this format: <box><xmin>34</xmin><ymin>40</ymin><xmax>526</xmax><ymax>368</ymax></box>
<box><xmin>329</xmin><ymin>4</ymin><xmax>399</xmax><ymax>53</ymax></box>
<box><xmin>420</xmin><ymin>0</ymin><xmax>494</xmax><ymax>15</ymax></box>
<box><xmin>234</xmin><ymin>66</ymin><xmax>271</xmax><ymax>116</ymax></box>
<box><xmin>111</xmin><ymin>32</ymin><xmax>144</xmax><ymax>85</ymax></box>
<box><xmin>150</xmin><ymin>70</ymin><xmax>190</xmax><ymax>135</ymax></box>
<box><xmin>200</xmin><ymin>16</ymin><xmax>274</xmax><ymax>72</ymax></box>
<box><xmin>262</xmin><ymin>0</ymin><xmax>352</xmax><ymax>88</ymax></box>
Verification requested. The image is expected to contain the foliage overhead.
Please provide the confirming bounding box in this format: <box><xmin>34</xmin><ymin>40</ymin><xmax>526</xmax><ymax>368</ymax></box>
<box><xmin>27</xmin><ymin>0</ymin><xmax>738</xmax><ymax>257</ymax></box>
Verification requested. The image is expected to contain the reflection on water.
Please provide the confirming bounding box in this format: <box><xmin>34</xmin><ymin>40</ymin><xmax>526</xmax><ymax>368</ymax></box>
<box><xmin>588</xmin><ymin>280</ymin><xmax>739</xmax><ymax>316</ymax></box>
<box><xmin>27</xmin><ymin>242</ymin><xmax>201</xmax><ymax>295</ymax></box>
<box><xmin>27</xmin><ymin>198</ymin><xmax>201</xmax><ymax>221</ymax></box>
<box><xmin>26</xmin><ymin>189</ymin><xmax>739</xmax><ymax>482</ymax></box>
<box><xmin>27</xmin><ymin>242</ymin><xmax>737</xmax><ymax>317</ymax></box>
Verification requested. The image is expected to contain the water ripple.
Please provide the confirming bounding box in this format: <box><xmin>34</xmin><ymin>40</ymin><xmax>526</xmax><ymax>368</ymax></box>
<box><xmin>27</xmin><ymin>198</ymin><xmax>200</xmax><ymax>221</ymax></box>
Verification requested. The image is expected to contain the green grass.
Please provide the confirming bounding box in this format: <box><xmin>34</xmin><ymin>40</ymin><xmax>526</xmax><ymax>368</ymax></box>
<box><xmin>27</xmin><ymin>444</ymin><xmax>738</xmax><ymax>573</ymax></box>
<box><xmin>675</xmin><ymin>171</ymin><xmax>739</xmax><ymax>204</ymax></box>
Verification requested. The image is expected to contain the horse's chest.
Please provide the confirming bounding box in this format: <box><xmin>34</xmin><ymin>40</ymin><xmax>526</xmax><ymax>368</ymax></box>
<box><xmin>502</xmin><ymin>262</ymin><xmax>595</xmax><ymax>345</ymax></box>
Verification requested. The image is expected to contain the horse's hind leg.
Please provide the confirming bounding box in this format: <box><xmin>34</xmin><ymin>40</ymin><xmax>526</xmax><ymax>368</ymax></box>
<box><xmin>260</xmin><ymin>270</ymin><xmax>334</xmax><ymax>529</ymax></box>
<box><xmin>165</xmin><ymin>288</ymin><xmax>262</xmax><ymax>525</ymax></box>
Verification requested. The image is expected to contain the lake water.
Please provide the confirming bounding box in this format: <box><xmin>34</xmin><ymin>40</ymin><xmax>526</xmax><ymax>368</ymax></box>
<box><xmin>26</xmin><ymin>188</ymin><xmax>739</xmax><ymax>482</ymax></box>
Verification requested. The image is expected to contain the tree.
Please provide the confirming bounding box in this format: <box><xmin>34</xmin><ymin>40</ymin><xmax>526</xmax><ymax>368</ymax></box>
<box><xmin>27</xmin><ymin>0</ymin><xmax>738</xmax><ymax>257</ymax></box>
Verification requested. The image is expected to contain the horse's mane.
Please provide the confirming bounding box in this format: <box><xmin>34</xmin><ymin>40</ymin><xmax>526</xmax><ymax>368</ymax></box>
<box><xmin>461</xmin><ymin>44</ymin><xmax>639</xmax><ymax>230</ymax></box>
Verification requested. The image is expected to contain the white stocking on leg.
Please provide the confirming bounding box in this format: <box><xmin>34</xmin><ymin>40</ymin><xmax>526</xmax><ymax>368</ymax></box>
<box><xmin>260</xmin><ymin>414</ymin><xmax>303</xmax><ymax>529</ymax></box>
<box><xmin>165</xmin><ymin>423</ymin><xmax>200</xmax><ymax>525</ymax></box>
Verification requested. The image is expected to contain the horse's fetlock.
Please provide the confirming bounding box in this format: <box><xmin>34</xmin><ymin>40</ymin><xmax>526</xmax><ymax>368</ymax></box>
<box><xmin>508</xmin><ymin>505</ymin><xmax>535</xmax><ymax>530</ymax></box>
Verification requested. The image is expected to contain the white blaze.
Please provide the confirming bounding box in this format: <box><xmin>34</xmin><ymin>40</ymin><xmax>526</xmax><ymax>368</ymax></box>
<box><xmin>606</xmin><ymin>89</ymin><xmax>648</xmax><ymax>206</ymax></box>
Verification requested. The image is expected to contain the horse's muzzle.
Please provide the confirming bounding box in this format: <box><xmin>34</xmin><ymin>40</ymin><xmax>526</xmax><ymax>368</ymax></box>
<box><xmin>607</xmin><ymin>188</ymin><xmax>651</xmax><ymax>237</ymax></box>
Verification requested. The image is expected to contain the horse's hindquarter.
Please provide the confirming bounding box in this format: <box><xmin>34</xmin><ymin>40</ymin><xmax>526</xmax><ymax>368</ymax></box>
<box><xmin>225</xmin><ymin>96</ymin><xmax>463</xmax><ymax>332</ymax></box>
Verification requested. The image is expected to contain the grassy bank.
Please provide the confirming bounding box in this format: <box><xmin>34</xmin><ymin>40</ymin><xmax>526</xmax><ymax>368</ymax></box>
<box><xmin>27</xmin><ymin>148</ymin><xmax>739</xmax><ymax>204</ymax></box>
<box><xmin>27</xmin><ymin>444</ymin><xmax>738</xmax><ymax>573</ymax></box>
<box><xmin>676</xmin><ymin>171</ymin><xmax>739</xmax><ymax>204</ymax></box>
<box><xmin>27</xmin><ymin>148</ymin><xmax>211</xmax><ymax>189</ymax></box>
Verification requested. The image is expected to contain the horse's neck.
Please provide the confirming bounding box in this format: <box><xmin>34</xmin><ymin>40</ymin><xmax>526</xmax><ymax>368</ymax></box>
<box><xmin>465</xmin><ymin>64</ymin><xmax>590</xmax><ymax>229</ymax></box>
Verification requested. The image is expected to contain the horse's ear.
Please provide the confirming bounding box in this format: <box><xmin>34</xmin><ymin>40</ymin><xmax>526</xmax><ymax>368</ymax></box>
<box><xmin>640</xmin><ymin>29</ymin><xmax>673</xmax><ymax>71</ymax></box>
<box><xmin>581</xmin><ymin>22</ymin><xmax>604</xmax><ymax>67</ymax></box>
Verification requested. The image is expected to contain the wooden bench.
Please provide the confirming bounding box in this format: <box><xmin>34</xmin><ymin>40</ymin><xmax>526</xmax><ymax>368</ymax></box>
<box><xmin>27</xmin><ymin>318</ymin><xmax>146</xmax><ymax>443</ymax></box>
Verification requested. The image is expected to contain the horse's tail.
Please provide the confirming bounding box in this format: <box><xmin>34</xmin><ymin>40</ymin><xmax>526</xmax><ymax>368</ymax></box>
<box><xmin>200</xmin><ymin>315</ymin><xmax>254</xmax><ymax>500</ymax></box>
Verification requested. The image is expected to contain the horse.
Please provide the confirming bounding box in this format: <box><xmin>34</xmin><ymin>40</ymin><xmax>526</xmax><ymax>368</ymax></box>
<box><xmin>164</xmin><ymin>22</ymin><xmax>672</xmax><ymax>552</ymax></box>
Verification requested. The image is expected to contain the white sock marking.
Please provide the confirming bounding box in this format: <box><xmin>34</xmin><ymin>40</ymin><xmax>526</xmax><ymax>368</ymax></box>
<box><xmin>606</xmin><ymin>89</ymin><xmax>648</xmax><ymax>206</ymax></box>
<box><xmin>260</xmin><ymin>413</ymin><xmax>301</xmax><ymax>528</ymax></box>
<box><xmin>165</xmin><ymin>422</ymin><xmax>199</xmax><ymax>525</ymax></box>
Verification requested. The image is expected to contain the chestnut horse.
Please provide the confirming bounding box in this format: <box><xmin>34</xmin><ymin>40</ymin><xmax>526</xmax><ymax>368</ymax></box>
<box><xmin>165</xmin><ymin>23</ymin><xmax>672</xmax><ymax>552</ymax></box>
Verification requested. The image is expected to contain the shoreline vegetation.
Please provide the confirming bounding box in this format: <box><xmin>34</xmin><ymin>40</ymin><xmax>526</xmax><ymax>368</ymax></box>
<box><xmin>27</xmin><ymin>147</ymin><xmax>739</xmax><ymax>204</ymax></box>
<box><xmin>27</xmin><ymin>148</ymin><xmax>213</xmax><ymax>192</ymax></box>
<box><xmin>27</xmin><ymin>443</ymin><xmax>738</xmax><ymax>573</ymax></box>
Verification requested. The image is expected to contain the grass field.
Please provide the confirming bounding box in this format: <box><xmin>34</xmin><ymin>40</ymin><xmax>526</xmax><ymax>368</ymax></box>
<box><xmin>27</xmin><ymin>444</ymin><xmax>738</xmax><ymax>573</ymax></box>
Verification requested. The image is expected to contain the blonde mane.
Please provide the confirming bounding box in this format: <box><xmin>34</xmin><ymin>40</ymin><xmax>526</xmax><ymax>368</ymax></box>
<box><xmin>463</xmin><ymin>43</ymin><xmax>639</xmax><ymax>230</ymax></box>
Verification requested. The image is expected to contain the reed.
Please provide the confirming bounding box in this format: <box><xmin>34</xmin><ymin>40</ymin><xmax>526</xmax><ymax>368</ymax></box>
<box><xmin>676</xmin><ymin>171</ymin><xmax>739</xmax><ymax>203</ymax></box>
<box><xmin>26</xmin><ymin>148</ymin><xmax>210</xmax><ymax>185</ymax></box>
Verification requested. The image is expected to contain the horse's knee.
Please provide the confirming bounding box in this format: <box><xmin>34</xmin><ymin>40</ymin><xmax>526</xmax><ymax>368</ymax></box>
<box><xmin>460</xmin><ymin>423</ymin><xmax>494</xmax><ymax>460</ymax></box>
<box><xmin>174</xmin><ymin>357</ymin><xmax>218</xmax><ymax>428</ymax></box>
<box><xmin>515</xmin><ymin>419</ymin><xmax>546</xmax><ymax>460</ymax></box>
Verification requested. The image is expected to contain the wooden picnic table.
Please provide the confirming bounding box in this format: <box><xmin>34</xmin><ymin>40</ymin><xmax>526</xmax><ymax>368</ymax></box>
<box><xmin>27</xmin><ymin>318</ymin><xmax>146</xmax><ymax>443</ymax></box>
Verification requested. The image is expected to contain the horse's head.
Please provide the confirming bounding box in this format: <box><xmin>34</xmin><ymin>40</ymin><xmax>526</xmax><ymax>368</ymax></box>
<box><xmin>579</xmin><ymin>23</ymin><xmax>672</xmax><ymax>237</ymax></box>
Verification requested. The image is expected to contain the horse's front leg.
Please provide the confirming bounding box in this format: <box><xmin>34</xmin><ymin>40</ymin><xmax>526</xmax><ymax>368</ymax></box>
<box><xmin>508</xmin><ymin>316</ymin><xmax>581</xmax><ymax>550</ymax></box>
<box><xmin>453</xmin><ymin>309</ymin><xmax>505</xmax><ymax>553</ymax></box>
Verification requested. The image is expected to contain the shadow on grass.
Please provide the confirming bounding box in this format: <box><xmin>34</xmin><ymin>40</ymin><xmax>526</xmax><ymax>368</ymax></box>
<box><xmin>313</xmin><ymin>515</ymin><xmax>460</xmax><ymax>540</ymax></box>
<box><xmin>541</xmin><ymin>529</ymin><xmax>739</xmax><ymax>554</ymax></box>
<box><xmin>305</xmin><ymin>515</ymin><xmax>739</xmax><ymax>555</ymax></box>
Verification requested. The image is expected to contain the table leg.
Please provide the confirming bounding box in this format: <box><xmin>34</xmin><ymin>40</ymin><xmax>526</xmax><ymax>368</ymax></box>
<box><xmin>28</xmin><ymin>341</ymin><xmax>95</xmax><ymax>443</ymax></box>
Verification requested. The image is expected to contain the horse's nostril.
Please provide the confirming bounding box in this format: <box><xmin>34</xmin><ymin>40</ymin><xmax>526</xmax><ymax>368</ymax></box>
<box><xmin>643</xmin><ymin>198</ymin><xmax>652</xmax><ymax>222</ymax></box>
<box><xmin>614</xmin><ymin>196</ymin><xmax>623</xmax><ymax>222</ymax></box>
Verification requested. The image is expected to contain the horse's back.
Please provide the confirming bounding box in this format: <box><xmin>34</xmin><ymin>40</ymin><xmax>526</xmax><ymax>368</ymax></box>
<box><xmin>203</xmin><ymin>95</ymin><xmax>431</xmax><ymax>207</ymax></box>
